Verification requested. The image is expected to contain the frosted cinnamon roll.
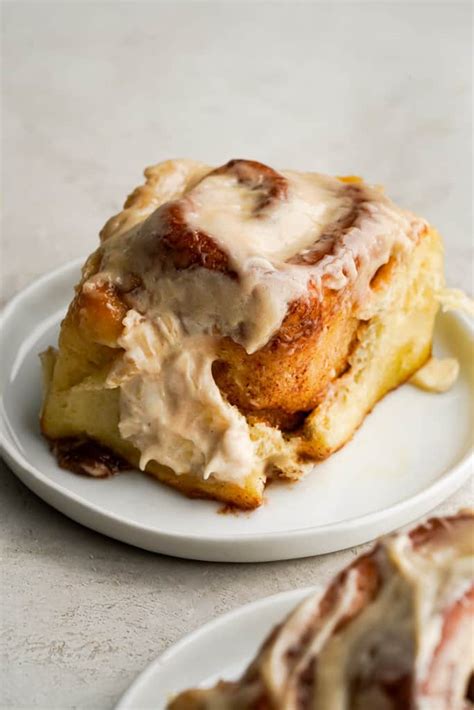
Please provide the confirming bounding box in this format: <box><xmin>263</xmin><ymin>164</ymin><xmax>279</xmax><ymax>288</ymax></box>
<box><xmin>168</xmin><ymin>511</ymin><xmax>474</xmax><ymax>709</ymax></box>
<box><xmin>41</xmin><ymin>158</ymin><xmax>446</xmax><ymax>508</ymax></box>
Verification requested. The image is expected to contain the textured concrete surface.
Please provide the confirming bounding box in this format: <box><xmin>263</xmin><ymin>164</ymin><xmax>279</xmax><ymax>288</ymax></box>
<box><xmin>1</xmin><ymin>2</ymin><xmax>472</xmax><ymax>709</ymax></box>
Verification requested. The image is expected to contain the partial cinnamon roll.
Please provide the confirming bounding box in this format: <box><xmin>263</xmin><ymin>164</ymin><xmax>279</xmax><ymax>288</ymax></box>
<box><xmin>168</xmin><ymin>510</ymin><xmax>474</xmax><ymax>709</ymax></box>
<box><xmin>40</xmin><ymin>158</ymin><xmax>445</xmax><ymax>508</ymax></box>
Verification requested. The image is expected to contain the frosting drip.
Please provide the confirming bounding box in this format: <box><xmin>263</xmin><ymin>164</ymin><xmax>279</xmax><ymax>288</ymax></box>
<box><xmin>108</xmin><ymin>309</ymin><xmax>255</xmax><ymax>481</ymax></box>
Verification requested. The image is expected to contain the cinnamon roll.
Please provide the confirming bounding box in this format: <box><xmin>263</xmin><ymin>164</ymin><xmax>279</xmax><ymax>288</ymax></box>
<box><xmin>40</xmin><ymin>158</ymin><xmax>445</xmax><ymax>508</ymax></box>
<box><xmin>168</xmin><ymin>510</ymin><xmax>474</xmax><ymax>709</ymax></box>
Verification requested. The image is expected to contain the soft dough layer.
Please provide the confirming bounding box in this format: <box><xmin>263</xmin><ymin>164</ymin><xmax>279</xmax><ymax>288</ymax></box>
<box><xmin>40</xmin><ymin>159</ymin><xmax>444</xmax><ymax>508</ymax></box>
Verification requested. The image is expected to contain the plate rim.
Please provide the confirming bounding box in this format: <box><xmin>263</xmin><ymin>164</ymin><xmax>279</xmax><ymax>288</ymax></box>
<box><xmin>1</xmin><ymin>259</ymin><xmax>473</xmax><ymax>560</ymax></box>
<box><xmin>114</xmin><ymin>585</ymin><xmax>315</xmax><ymax>709</ymax></box>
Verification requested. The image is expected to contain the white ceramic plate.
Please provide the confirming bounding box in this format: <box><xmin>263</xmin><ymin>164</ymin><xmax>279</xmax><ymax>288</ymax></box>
<box><xmin>115</xmin><ymin>587</ymin><xmax>313</xmax><ymax>709</ymax></box>
<box><xmin>1</xmin><ymin>260</ymin><xmax>473</xmax><ymax>562</ymax></box>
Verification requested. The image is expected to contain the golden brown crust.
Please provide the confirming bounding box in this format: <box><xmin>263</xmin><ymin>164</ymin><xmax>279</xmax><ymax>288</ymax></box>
<box><xmin>213</xmin><ymin>285</ymin><xmax>358</xmax><ymax>422</ymax></box>
<box><xmin>74</xmin><ymin>280</ymin><xmax>127</xmax><ymax>347</ymax></box>
<box><xmin>145</xmin><ymin>464</ymin><xmax>265</xmax><ymax>510</ymax></box>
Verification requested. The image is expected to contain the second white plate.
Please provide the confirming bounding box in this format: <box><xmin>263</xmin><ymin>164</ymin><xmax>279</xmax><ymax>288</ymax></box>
<box><xmin>1</xmin><ymin>260</ymin><xmax>473</xmax><ymax>562</ymax></box>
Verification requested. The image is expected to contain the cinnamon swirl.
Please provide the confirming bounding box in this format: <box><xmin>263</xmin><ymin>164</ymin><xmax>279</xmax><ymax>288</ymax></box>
<box><xmin>168</xmin><ymin>510</ymin><xmax>474</xmax><ymax>709</ymax></box>
<box><xmin>40</xmin><ymin>158</ymin><xmax>445</xmax><ymax>508</ymax></box>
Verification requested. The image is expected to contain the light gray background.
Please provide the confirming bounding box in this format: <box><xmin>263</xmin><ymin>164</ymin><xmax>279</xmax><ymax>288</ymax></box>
<box><xmin>1</xmin><ymin>1</ymin><xmax>472</xmax><ymax>708</ymax></box>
